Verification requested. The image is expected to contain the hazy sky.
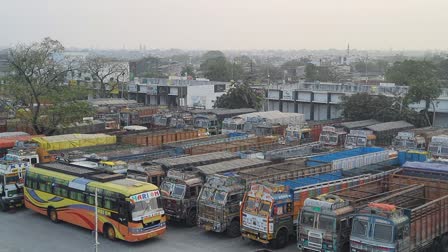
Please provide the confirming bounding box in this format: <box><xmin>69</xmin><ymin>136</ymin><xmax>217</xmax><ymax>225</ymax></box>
<box><xmin>1</xmin><ymin>0</ymin><xmax>447</xmax><ymax>50</ymax></box>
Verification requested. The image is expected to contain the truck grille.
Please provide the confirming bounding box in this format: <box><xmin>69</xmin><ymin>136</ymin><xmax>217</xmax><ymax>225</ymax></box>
<box><xmin>199</xmin><ymin>205</ymin><xmax>222</xmax><ymax>221</ymax></box>
<box><xmin>308</xmin><ymin>232</ymin><xmax>322</xmax><ymax>250</ymax></box>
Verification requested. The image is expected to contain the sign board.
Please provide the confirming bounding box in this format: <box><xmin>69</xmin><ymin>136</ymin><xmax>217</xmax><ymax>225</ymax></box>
<box><xmin>147</xmin><ymin>86</ymin><xmax>158</xmax><ymax>95</ymax></box>
<box><xmin>268</xmin><ymin>90</ymin><xmax>280</xmax><ymax>99</ymax></box>
<box><xmin>138</xmin><ymin>85</ymin><xmax>147</xmax><ymax>93</ymax></box>
<box><xmin>128</xmin><ymin>84</ymin><xmax>137</xmax><ymax>92</ymax></box>
<box><xmin>169</xmin><ymin>87</ymin><xmax>178</xmax><ymax>96</ymax></box>
<box><xmin>191</xmin><ymin>96</ymin><xmax>206</xmax><ymax>107</ymax></box>
<box><xmin>130</xmin><ymin>190</ymin><xmax>161</xmax><ymax>202</ymax></box>
<box><xmin>282</xmin><ymin>90</ymin><xmax>294</xmax><ymax>100</ymax></box>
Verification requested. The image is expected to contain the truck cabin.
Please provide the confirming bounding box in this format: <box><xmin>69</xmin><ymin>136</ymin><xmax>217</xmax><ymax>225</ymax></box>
<box><xmin>393</xmin><ymin>132</ymin><xmax>426</xmax><ymax>151</ymax></box>
<box><xmin>298</xmin><ymin>196</ymin><xmax>354</xmax><ymax>252</ymax></box>
<box><xmin>285</xmin><ymin>126</ymin><xmax>312</xmax><ymax>144</ymax></box>
<box><xmin>350</xmin><ymin>203</ymin><xmax>407</xmax><ymax>252</ymax></box>
<box><xmin>242</xmin><ymin>183</ymin><xmax>293</xmax><ymax>229</ymax></box>
<box><xmin>160</xmin><ymin>168</ymin><xmax>203</xmax><ymax>201</ymax></box>
<box><xmin>319</xmin><ymin>126</ymin><xmax>347</xmax><ymax>146</ymax></box>
<box><xmin>345</xmin><ymin>130</ymin><xmax>376</xmax><ymax>149</ymax></box>
<box><xmin>254</xmin><ymin>124</ymin><xmax>286</xmax><ymax>137</ymax></box>
<box><xmin>199</xmin><ymin>174</ymin><xmax>245</xmax><ymax>206</ymax></box>
<box><xmin>5</xmin><ymin>143</ymin><xmax>40</xmax><ymax>166</ymax></box>
<box><xmin>126</xmin><ymin>162</ymin><xmax>165</xmax><ymax>186</ymax></box>
<box><xmin>222</xmin><ymin>117</ymin><xmax>245</xmax><ymax>134</ymax></box>
<box><xmin>428</xmin><ymin>135</ymin><xmax>448</xmax><ymax>158</ymax></box>
<box><xmin>193</xmin><ymin>114</ymin><xmax>218</xmax><ymax>134</ymax></box>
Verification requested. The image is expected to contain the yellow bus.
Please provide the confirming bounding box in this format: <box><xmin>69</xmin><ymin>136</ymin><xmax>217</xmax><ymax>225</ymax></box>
<box><xmin>24</xmin><ymin>162</ymin><xmax>166</xmax><ymax>242</ymax></box>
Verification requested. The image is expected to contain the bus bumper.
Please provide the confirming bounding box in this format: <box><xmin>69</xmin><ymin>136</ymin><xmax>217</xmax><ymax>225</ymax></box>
<box><xmin>125</xmin><ymin>225</ymin><xmax>166</xmax><ymax>242</ymax></box>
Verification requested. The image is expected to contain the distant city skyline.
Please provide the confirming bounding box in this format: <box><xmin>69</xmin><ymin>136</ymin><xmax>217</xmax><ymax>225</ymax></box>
<box><xmin>1</xmin><ymin>0</ymin><xmax>448</xmax><ymax>50</ymax></box>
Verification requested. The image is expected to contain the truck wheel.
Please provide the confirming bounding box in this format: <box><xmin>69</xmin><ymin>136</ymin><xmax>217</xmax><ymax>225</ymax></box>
<box><xmin>271</xmin><ymin>228</ymin><xmax>288</xmax><ymax>249</ymax></box>
<box><xmin>185</xmin><ymin>209</ymin><xmax>197</xmax><ymax>227</ymax></box>
<box><xmin>440</xmin><ymin>235</ymin><xmax>448</xmax><ymax>252</ymax></box>
<box><xmin>226</xmin><ymin>219</ymin><xmax>240</xmax><ymax>238</ymax></box>
<box><xmin>0</xmin><ymin>200</ymin><xmax>8</xmax><ymax>212</ymax></box>
<box><xmin>430</xmin><ymin>239</ymin><xmax>441</xmax><ymax>252</ymax></box>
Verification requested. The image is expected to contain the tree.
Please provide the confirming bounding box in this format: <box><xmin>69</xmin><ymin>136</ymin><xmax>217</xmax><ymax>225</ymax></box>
<box><xmin>181</xmin><ymin>64</ymin><xmax>196</xmax><ymax>78</ymax></box>
<box><xmin>214</xmin><ymin>83</ymin><xmax>264</xmax><ymax>110</ymax></box>
<box><xmin>6</xmin><ymin>37</ymin><xmax>94</xmax><ymax>135</ymax></box>
<box><xmin>83</xmin><ymin>56</ymin><xmax>128</xmax><ymax>98</ymax></box>
<box><xmin>340</xmin><ymin>93</ymin><xmax>428</xmax><ymax>127</ymax></box>
<box><xmin>386</xmin><ymin>60</ymin><xmax>441</xmax><ymax>125</ymax></box>
<box><xmin>304</xmin><ymin>64</ymin><xmax>340</xmax><ymax>82</ymax></box>
<box><xmin>305</xmin><ymin>63</ymin><xmax>318</xmax><ymax>81</ymax></box>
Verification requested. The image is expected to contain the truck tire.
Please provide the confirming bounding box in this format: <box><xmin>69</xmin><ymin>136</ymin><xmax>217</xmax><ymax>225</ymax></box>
<box><xmin>226</xmin><ymin>219</ymin><xmax>240</xmax><ymax>238</ymax></box>
<box><xmin>440</xmin><ymin>235</ymin><xmax>448</xmax><ymax>252</ymax></box>
<box><xmin>271</xmin><ymin>228</ymin><xmax>288</xmax><ymax>249</ymax></box>
<box><xmin>430</xmin><ymin>239</ymin><xmax>441</xmax><ymax>252</ymax></box>
<box><xmin>0</xmin><ymin>200</ymin><xmax>8</xmax><ymax>212</ymax></box>
<box><xmin>185</xmin><ymin>209</ymin><xmax>197</xmax><ymax>227</ymax></box>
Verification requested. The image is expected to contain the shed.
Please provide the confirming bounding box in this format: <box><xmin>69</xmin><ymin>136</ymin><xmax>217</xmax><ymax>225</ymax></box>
<box><xmin>366</xmin><ymin>121</ymin><xmax>414</xmax><ymax>145</ymax></box>
<box><xmin>340</xmin><ymin>120</ymin><xmax>380</xmax><ymax>130</ymax></box>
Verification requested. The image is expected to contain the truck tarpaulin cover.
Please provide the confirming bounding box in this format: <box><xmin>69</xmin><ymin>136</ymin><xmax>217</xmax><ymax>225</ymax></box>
<box><xmin>32</xmin><ymin>134</ymin><xmax>116</xmax><ymax>151</ymax></box>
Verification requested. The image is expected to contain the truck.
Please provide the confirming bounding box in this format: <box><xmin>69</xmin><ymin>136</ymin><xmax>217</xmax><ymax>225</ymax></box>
<box><xmin>428</xmin><ymin>135</ymin><xmax>448</xmax><ymax>159</ymax></box>
<box><xmin>240</xmin><ymin>169</ymin><xmax>397</xmax><ymax>249</ymax></box>
<box><xmin>160</xmin><ymin>158</ymin><xmax>271</xmax><ymax>226</ymax></box>
<box><xmin>197</xmin><ymin>158</ymin><xmax>334</xmax><ymax>237</ymax></box>
<box><xmin>319</xmin><ymin>126</ymin><xmax>347</xmax><ymax>147</ymax></box>
<box><xmin>392</xmin><ymin>131</ymin><xmax>426</xmax><ymax>151</ymax></box>
<box><xmin>285</xmin><ymin>125</ymin><xmax>313</xmax><ymax>144</ymax></box>
<box><xmin>0</xmin><ymin>158</ymin><xmax>28</xmax><ymax>211</ymax></box>
<box><xmin>127</xmin><ymin>151</ymin><xmax>238</xmax><ymax>186</ymax></box>
<box><xmin>193</xmin><ymin>113</ymin><xmax>219</xmax><ymax>135</ymax></box>
<box><xmin>296</xmin><ymin>167</ymin><xmax>447</xmax><ymax>252</ymax></box>
<box><xmin>344</xmin><ymin>130</ymin><xmax>376</xmax><ymax>149</ymax></box>
<box><xmin>350</xmin><ymin>181</ymin><xmax>448</xmax><ymax>252</ymax></box>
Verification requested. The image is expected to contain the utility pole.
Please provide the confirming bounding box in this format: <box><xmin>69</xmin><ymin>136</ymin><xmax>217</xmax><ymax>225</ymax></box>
<box><xmin>267</xmin><ymin>59</ymin><xmax>271</xmax><ymax>112</ymax></box>
<box><xmin>94</xmin><ymin>188</ymin><xmax>99</xmax><ymax>252</ymax></box>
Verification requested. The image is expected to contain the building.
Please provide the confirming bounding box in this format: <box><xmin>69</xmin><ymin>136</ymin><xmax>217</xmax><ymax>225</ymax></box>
<box><xmin>127</xmin><ymin>78</ymin><xmax>229</xmax><ymax>109</ymax></box>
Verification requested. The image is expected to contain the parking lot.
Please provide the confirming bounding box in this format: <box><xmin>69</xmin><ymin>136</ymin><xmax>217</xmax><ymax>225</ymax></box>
<box><xmin>0</xmin><ymin>208</ymin><xmax>297</xmax><ymax>252</ymax></box>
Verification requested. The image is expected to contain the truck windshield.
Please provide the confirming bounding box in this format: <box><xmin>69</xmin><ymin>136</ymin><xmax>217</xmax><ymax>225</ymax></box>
<box><xmin>301</xmin><ymin>211</ymin><xmax>315</xmax><ymax>227</ymax></box>
<box><xmin>212</xmin><ymin>191</ymin><xmax>227</xmax><ymax>204</ymax></box>
<box><xmin>318</xmin><ymin>215</ymin><xmax>335</xmax><ymax>231</ymax></box>
<box><xmin>346</xmin><ymin>136</ymin><xmax>356</xmax><ymax>145</ymax></box>
<box><xmin>161</xmin><ymin>182</ymin><xmax>186</xmax><ymax>199</ymax></box>
<box><xmin>352</xmin><ymin>218</ymin><xmax>368</xmax><ymax>237</ymax></box>
<box><xmin>131</xmin><ymin>194</ymin><xmax>161</xmax><ymax>221</ymax></box>
<box><xmin>199</xmin><ymin>187</ymin><xmax>214</xmax><ymax>201</ymax></box>
<box><xmin>244</xmin><ymin>197</ymin><xmax>270</xmax><ymax>215</ymax></box>
<box><xmin>5</xmin><ymin>174</ymin><xmax>19</xmax><ymax>184</ymax></box>
<box><xmin>374</xmin><ymin>223</ymin><xmax>393</xmax><ymax>243</ymax></box>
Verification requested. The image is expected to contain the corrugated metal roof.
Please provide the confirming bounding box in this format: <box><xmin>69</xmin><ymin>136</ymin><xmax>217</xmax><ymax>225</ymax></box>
<box><xmin>191</xmin><ymin>108</ymin><xmax>256</xmax><ymax>116</ymax></box>
<box><xmin>196</xmin><ymin>158</ymin><xmax>270</xmax><ymax>175</ymax></box>
<box><xmin>340</xmin><ymin>119</ymin><xmax>380</xmax><ymax>129</ymax></box>
<box><xmin>366</xmin><ymin>121</ymin><xmax>414</xmax><ymax>132</ymax></box>
<box><xmin>153</xmin><ymin>151</ymin><xmax>238</xmax><ymax>167</ymax></box>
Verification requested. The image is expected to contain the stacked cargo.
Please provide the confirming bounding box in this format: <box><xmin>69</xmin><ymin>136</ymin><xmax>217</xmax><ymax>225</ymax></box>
<box><xmin>187</xmin><ymin>136</ymin><xmax>278</xmax><ymax>155</ymax></box>
<box><xmin>119</xmin><ymin>129</ymin><xmax>201</xmax><ymax>146</ymax></box>
<box><xmin>306</xmin><ymin>147</ymin><xmax>390</xmax><ymax>170</ymax></box>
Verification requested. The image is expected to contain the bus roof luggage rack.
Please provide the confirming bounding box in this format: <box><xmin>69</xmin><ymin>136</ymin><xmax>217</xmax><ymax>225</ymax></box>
<box><xmin>35</xmin><ymin>162</ymin><xmax>126</xmax><ymax>182</ymax></box>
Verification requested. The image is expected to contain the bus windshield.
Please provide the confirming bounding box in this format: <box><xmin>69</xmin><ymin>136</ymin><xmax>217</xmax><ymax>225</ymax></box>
<box><xmin>131</xmin><ymin>194</ymin><xmax>161</xmax><ymax>221</ymax></box>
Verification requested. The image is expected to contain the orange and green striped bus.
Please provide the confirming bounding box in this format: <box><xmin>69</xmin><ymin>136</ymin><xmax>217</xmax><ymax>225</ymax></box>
<box><xmin>24</xmin><ymin>162</ymin><xmax>166</xmax><ymax>242</ymax></box>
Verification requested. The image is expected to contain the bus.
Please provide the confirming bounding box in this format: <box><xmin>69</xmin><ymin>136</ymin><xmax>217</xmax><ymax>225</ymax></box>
<box><xmin>24</xmin><ymin>162</ymin><xmax>166</xmax><ymax>242</ymax></box>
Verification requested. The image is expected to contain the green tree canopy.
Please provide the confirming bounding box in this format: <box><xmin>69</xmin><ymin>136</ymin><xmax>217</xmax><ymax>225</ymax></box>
<box><xmin>5</xmin><ymin>37</ymin><xmax>94</xmax><ymax>135</ymax></box>
<box><xmin>214</xmin><ymin>83</ymin><xmax>264</xmax><ymax>110</ymax></box>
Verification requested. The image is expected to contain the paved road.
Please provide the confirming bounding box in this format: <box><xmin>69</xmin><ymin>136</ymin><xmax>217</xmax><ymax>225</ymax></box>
<box><xmin>0</xmin><ymin>208</ymin><xmax>297</xmax><ymax>252</ymax></box>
